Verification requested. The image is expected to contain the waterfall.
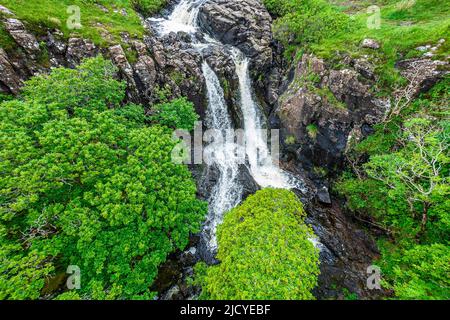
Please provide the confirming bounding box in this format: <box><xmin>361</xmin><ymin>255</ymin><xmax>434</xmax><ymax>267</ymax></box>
<box><xmin>149</xmin><ymin>0</ymin><xmax>206</xmax><ymax>35</ymax></box>
<box><xmin>231</xmin><ymin>49</ymin><xmax>306</xmax><ymax>191</ymax></box>
<box><xmin>201</xmin><ymin>62</ymin><xmax>242</xmax><ymax>251</ymax></box>
<box><xmin>149</xmin><ymin>0</ymin><xmax>307</xmax><ymax>259</ymax></box>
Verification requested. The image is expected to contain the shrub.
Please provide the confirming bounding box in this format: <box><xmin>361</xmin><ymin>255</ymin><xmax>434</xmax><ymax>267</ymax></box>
<box><xmin>0</xmin><ymin>57</ymin><xmax>206</xmax><ymax>299</ymax></box>
<box><xmin>379</xmin><ymin>243</ymin><xmax>450</xmax><ymax>300</ymax></box>
<box><xmin>196</xmin><ymin>188</ymin><xmax>320</xmax><ymax>300</ymax></box>
<box><xmin>263</xmin><ymin>0</ymin><xmax>352</xmax><ymax>50</ymax></box>
<box><xmin>151</xmin><ymin>97</ymin><xmax>199</xmax><ymax>131</ymax></box>
<box><xmin>131</xmin><ymin>0</ymin><xmax>167</xmax><ymax>16</ymax></box>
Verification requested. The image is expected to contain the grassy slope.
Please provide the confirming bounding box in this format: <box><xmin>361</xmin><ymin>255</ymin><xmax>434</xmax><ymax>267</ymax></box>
<box><xmin>316</xmin><ymin>0</ymin><xmax>449</xmax><ymax>88</ymax></box>
<box><xmin>0</xmin><ymin>0</ymin><xmax>167</xmax><ymax>50</ymax></box>
<box><xmin>266</xmin><ymin>0</ymin><xmax>449</xmax><ymax>92</ymax></box>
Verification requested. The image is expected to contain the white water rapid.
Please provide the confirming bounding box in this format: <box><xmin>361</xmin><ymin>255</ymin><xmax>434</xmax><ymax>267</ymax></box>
<box><xmin>150</xmin><ymin>0</ymin><xmax>307</xmax><ymax>258</ymax></box>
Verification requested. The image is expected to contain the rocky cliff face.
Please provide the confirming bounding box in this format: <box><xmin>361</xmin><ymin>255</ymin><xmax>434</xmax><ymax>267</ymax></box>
<box><xmin>272</xmin><ymin>43</ymin><xmax>447</xmax><ymax>299</ymax></box>
<box><xmin>0</xmin><ymin>7</ymin><xmax>208</xmax><ymax>117</ymax></box>
<box><xmin>274</xmin><ymin>52</ymin><xmax>447</xmax><ymax>185</ymax></box>
<box><xmin>198</xmin><ymin>0</ymin><xmax>273</xmax><ymax>72</ymax></box>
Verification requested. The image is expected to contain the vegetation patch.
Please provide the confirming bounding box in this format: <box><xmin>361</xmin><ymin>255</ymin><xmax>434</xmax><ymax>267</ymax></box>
<box><xmin>0</xmin><ymin>0</ymin><xmax>168</xmax><ymax>48</ymax></box>
<box><xmin>195</xmin><ymin>188</ymin><xmax>320</xmax><ymax>300</ymax></box>
<box><xmin>0</xmin><ymin>56</ymin><xmax>206</xmax><ymax>300</ymax></box>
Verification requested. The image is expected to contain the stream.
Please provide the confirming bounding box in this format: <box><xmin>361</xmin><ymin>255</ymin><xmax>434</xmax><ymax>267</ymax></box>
<box><xmin>149</xmin><ymin>0</ymin><xmax>307</xmax><ymax>263</ymax></box>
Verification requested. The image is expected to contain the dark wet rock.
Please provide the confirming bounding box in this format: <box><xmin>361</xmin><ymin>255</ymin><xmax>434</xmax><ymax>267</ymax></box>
<box><xmin>328</xmin><ymin>68</ymin><xmax>376</xmax><ymax>111</ymax></box>
<box><xmin>303</xmin><ymin>198</ymin><xmax>386</xmax><ymax>299</ymax></box>
<box><xmin>46</xmin><ymin>30</ymin><xmax>67</xmax><ymax>64</ymax></box>
<box><xmin>66</xmin><ymin>38</ymin><xmax>98</xmax><ymax>67</ymax></box>
<box><xmin>132</xmin><ymin>42</ymin><xmax>157</xmax><ymax>102</ymax></box>
<box><xmin>109</xmin><ymin>44</ymin><xmax>139</xmax><ymax>102</ymax></box>
<box><xmin>161</xmin><ymin>285</ymin><xmax>182</xmax><ymax>300</ymax></box>
<box><xmin>179</xmin><ymin>247</ymin><xmax>199</xmax><ymax>266</ymax></box>
<box><xmin>194</xmin><ymin>163</ymin><xmax>259</xmax><ymax>205</ymax></box>
<box><xmin>3</xmin><ymin>18</ymin><xmax>40</xmax><ymax>55</ymax></box>
<box><xmin>202</xmin><ymin>45</ymin><xmax>242</xmax><ymax>126</ymax></box>
<box><xmin>198</xmin><ymin>0</ymin><xmax>272</xmax><ymax>71</ymax></box>
<box><xmin>0</xmin><ymin>48</ymin><xmax>23</xmax><ymax>94</ymax></box>
<box><xmin>349</xmin><ymin>57</ymin><xmax>376</xmax><ymax>80</ymax></box>
<box><xmin>275</xmin><ymin>54</ymin><xmax>389</xmax><ymax>176</ymax></box>
<box><xmin>316</xmin><ymin>186</ymin><xmax>332</xmax><ymax>205</ymax></box>
<box><xmin>361</xmin><ymin>38</ymin><xmax>380</xmax><ymax>50</ymax></box>
<box><xmin>395</xmin><ymin>58</ymin><xmax>448</xmax><ymax>97</ymax></box>
<box><xmin>143</xmin><ymin>34</ymin><xmax>207</xmax><ymax>114</ymax></box>
<box><xmin>239</xmin><ymin>165</ymin><xmax>261</xmax><ymax>199</ymax></box>
<box><xmin>153</xmin><ymin>236</ymin><xmax>202</xmax><ymax>300</ymax></box>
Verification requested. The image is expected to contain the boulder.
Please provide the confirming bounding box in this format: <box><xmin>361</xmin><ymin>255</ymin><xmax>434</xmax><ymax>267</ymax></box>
<box><xmin>198</xmin><ymin>0</ymin><xmax>272</xmax><ymax>71</ymax></box>
<box><xmin>132</xmin><ymin>41</ymin><xmax>157</xmax><ymax>101</ymax></box>
<box><xmin>109</xmin><ymin>44</ymin><xmax>139</xmax><ymax>102</ymax></box>
<box><xmin>361</xmin><ymin>38</ymin><xmax>380</xmax><ymax>50</ymax></box>
<box><xmin>395</xmin><ymin>58</ymin><xmax>448</xmax><ymax>97</ymax></box>
<box><xmin>3</xmin><ymin>18</ymin><xmax>40</xmax><ymax>55</ymax></box>
<box><xmin>66</xmin><ymin>38</ymin><xmax>98</xmax><ymax>67</ymax></box>
<box><xmin>0</xmin><ymin>48</ymin><xmax>22</xmax><ymax>94</ymax></box>
<box><xmin>0</xmin><ymin>5</ymin><xmax>14</xmax><ymax>16</ymax></box>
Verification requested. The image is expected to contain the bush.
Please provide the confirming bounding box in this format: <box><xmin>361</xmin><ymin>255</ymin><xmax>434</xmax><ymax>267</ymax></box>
<box><xmin>131</xmin><ymin>0</ymin><xmax>167</xmax><ymax>16</ymax></box>
<box><xmin>0</xmin><ymin>57</ymin><xmax>206</xmax><ymax>299</ymax></box>
<box><xmin>263</xmin><ymin>0</ymin><xmax>352</xmax><ymax>51</ymax></box>
<box><xmin>379</xmin><ymin>243</ymin><xmax>450</xmax><ymax>300</ymax></box>
<box><xmin>196</xmin><ymin>188</ymin><xmax>320</xmax><ymax>300</ymax></box>
<box><xmin>151</xmin><ymin>97</ymin><xmax>199</xmax><ymax>131</ymax></box>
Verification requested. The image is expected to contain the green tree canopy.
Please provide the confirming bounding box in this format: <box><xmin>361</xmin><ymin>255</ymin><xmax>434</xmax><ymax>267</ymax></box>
<box><xmin>196</xmin><ymin>188</ymin><xmax>320</xmax><ymax>300</ymax></box>
<box><xmin>337</xmin><ymin>78</ymin><xmax>449</xmax><ymax>299</ymax></box>
<box><xmin>0</xmin><ymin>57</ymin><xmax>207</xmax><ymax>300</ymax></box>
<box><xmin>150</xmin><ymin>97</ymin><xmax>199</xmax><ymax>131</ymax></box>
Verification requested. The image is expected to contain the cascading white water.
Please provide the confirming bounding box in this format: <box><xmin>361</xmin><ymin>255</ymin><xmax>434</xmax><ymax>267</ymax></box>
<box><xmin>149</xmin><ymin>0</ymin><xmax>206</xmax><ymax>35</ymax></box>
<box><xmin>201</xmin><ymin>62</ymin><xmax>242</xmax><ymax>250</ymax></box>
<box><xmin>150</xmin><ymin>0</ymin><xmax>308</xmax><ymax>258</ymax></box>
<box><xmin>231</xmin><ymin>49</ymin><xmax>306</xmax><ymax>191</ymax></box>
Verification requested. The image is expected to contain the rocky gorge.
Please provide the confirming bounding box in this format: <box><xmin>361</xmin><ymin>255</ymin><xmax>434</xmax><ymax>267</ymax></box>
<box><xmin>0</xmin><ymin>0</ymin><xmax>447</xmax><ymax>300</ymax></box>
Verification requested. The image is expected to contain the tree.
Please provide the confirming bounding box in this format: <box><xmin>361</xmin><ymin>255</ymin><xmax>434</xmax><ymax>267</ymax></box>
<box><xmin>150</xmin><ymin>97</ymin><xmax>199</xmax><ymax>131</ymax></box>
<box><xmin>337</xmin><ymin>78</ymin><xmax>449</xmax><ymax>300</ymax></box>
<box><xmin>0</xmin><ymin>57</ymin><xmax>207</xmax><ymax>299</ymax></box>
<box><xmin>364</xmin><ymin>118</ymin><xmax>449</xmax><ymax>237</ymax></box>
<box><xmin>379</xmin><ymin>243</ymin><xmax>450</xmax><ymax>300</ymax></box>
<box><xmin>196</xmin><ymin>188</ymin><xmax>320</xmax><ymax>300</ymax></box>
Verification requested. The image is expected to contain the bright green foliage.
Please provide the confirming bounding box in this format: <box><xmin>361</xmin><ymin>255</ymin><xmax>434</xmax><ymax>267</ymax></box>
<box><xmin>0</xmin><ymin>1</ymin><xmax>153</xmax><ymax>48</ymax></box>
<box><xmin>0</xmin><ymin>57</ymin><xmax>206</xmax><ymax>300</ymax></box>
<box><xmin>337</xmin><ymin>79</ymin><xmax>449</xmax><ymax>299</ymax></box>
<box><xmin>131</xmin><ymin>0</ymin><xmax>167</xmax><ymax>17</ymax></box>
<box><xmin>0</xmin><ymin>93</ymin><xmax>13</xmax><ymax>104</ymax></box>
<box><xmin>196</xmin><ymin>189</ymin><xmax>320</xmax><ymax>300</ymax></box>
<box><xmin>263</xmin><ymin>0</ymin><xmax>450</xmax><ymax>89</ymax></box>
<box><xmin>151</xmin><ymin>97</ymin><xmax>199</xmax><ymax>131</ymax></box>
<box><xmin>339</xmin><ymin>80</ymin><xmax>449</xmax><ymax>241</ymax></box>
<box><xmin>379</xmin><ymin>243</ymin><xmax>450</xmax><ymax>300</ymax></box>
<box><xmin>265</xmin><ymin>0</ymin><xmax>352</xmax><ymax>50</ymax></box>
<box><xmin>22</xmin><ymin>56</ymin><xmax>126</xmax><ymax>113</ymax></box>
<box><xmin>364</xmin><ymin>118</ymin><xmax>449</xmax><ymax>237</ymax></box>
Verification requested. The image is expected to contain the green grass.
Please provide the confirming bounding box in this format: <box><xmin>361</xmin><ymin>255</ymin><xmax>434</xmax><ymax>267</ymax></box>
<box><xmin>0</xmin><ymin>0</ymin><xmax>167</xmax><ymax>49</ymax></box>
<box><xmin>306</xmin><ymin>123</ymin><xmax>319</xmax><ymax>139</ymax></box>
<box><xmin>0</xmin><ymin>23</ymin><xmax>15</xmax><ymax>51</ymax></box>
<box><xmin>312</xmin><ymin>0</ymin><xmax>450</xmax><ymax>89</ymax></box>
<box><xmin>266</xmin><ymin>0</ymin><xmax>450</xmax><ymax>92</ymax></box>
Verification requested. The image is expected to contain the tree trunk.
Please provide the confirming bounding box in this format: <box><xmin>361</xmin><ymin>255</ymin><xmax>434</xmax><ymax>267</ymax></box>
<box><xmin>418</xmin><ymin>202</ymin><xmax>430</xmax><ymax>239</ymax></box>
